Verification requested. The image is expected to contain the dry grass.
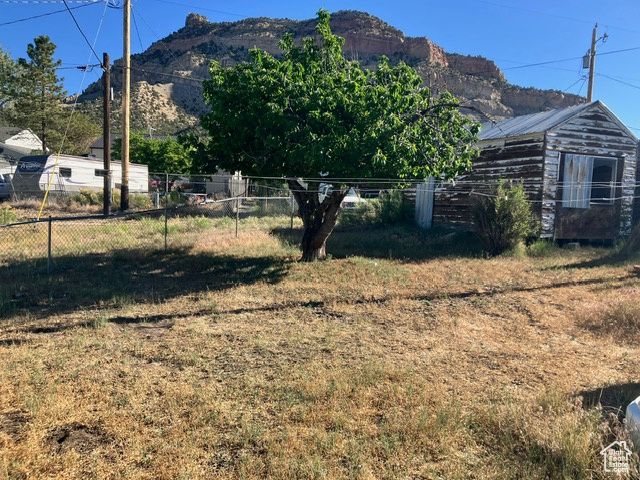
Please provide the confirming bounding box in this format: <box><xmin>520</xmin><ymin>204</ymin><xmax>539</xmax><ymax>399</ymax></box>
<box><xmin>579</xmin><ymin>288</ymin><xmax>640</xmax><ymax>344</ymax></box>
<box><xmin>1</xmin><ymin>221</ymin><xmax>640</xmax><ymax>479</ymax></box>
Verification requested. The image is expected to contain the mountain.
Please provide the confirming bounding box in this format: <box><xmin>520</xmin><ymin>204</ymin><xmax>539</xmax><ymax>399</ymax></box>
<box><xmin>75</xmin><ymin>10</ymin><xmax>585</xmax><ymax>134</ymax></box>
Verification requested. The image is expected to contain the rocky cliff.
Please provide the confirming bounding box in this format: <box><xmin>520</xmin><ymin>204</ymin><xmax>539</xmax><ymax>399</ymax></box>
<box><xmin>77</xmin><ymin>10</ymin><xmax>585</xmax><ymax>133</ymax></box>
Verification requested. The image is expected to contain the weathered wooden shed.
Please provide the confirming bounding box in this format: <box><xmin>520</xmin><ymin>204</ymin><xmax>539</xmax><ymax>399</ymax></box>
<box><xmin>429</xmin><ymin>101</ymin><xmax>639</xmax><ymax>240</ymax></box>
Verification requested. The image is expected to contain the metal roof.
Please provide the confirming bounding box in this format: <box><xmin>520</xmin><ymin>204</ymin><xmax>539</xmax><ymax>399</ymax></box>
<box><xmin>478</xmin><ymin>102</ymin><xmax>596</xmax><ymax>140</ymax></box>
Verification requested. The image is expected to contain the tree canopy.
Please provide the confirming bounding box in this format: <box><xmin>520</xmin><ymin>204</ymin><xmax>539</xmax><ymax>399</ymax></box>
<box><xmin>12</xmin><ymin>36</ymin><xmax>66</xmax><ymax>153</ymax></box>
<box><xmin>0</xmin><ymin>45</ymin><xmax>18</xmax><ymax>116</ymax></box>
<box><xmin>113</xmin><ymin>133</ymin><xmax>193</xmax><ymax>174</ymax></box>
<box><xmin>201</xmin><ymin>9</ymin><xmax>480</xmax><ymax>260</ymax></box>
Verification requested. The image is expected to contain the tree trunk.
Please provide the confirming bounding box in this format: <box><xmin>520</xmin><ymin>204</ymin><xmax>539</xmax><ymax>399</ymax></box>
<box><xmin>288</xmin><ymin>179</ymin><xmax>346</xmax><ymax>262</ymax></box>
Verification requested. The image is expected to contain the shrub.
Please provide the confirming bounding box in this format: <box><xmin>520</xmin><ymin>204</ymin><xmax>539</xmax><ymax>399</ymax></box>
<box><xmin>130</xmin><ymin>193</ymin><xmax>152</xmax><ymax>210</ymax></box>
<box><xmin>472</xmin><ymin>180</ymin><xmax>538</xmax><ymax>255</ymax></box>
<box><xmin>0</xmin><ymin>206</ymin><xmax>17</xmax><ymax>225</ymax></box>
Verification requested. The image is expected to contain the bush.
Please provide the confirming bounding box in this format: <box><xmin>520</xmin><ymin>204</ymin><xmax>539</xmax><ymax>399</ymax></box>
<box><xmin>0</xmin><ymin>206</ymin><xmax>17</xmax><ymax>225</ymax></box>
<box><xmin>472</xmin><ymin>180</ymin><xmax>538</xmax><ymax>255</ymax></box>
<box><xmin>68</xmin><ymin>188</ymin><xmax>150</xmax><ymax>210</ymax></box>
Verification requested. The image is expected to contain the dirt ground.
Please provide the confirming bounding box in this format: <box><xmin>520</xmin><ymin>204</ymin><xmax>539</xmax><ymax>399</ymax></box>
<box><xmin>1</xmin><ymin>226</ymin><xmax>639</xmax><ymax>479</ymax></box>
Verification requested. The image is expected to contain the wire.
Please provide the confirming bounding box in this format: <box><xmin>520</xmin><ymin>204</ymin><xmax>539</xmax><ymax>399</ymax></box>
<box><xmin>597</xmin><ymin>73</ymin><xmax>640</xmax><ymax>91</ymax></box>
<box><xmin>0</xmin><ymin>0</ymin><xmax>96</xmax><ymax>3</ymax></box>
<box><xmin>0</xmin><ymin>0</ymin><xmax>101</xmax><ymax>27</ymax></box>
<box><xmin>131</xmin><ymin>7</ymin><xmax>145</xmax><ymax>52</ymax></box>
<box><xmin>62</xmin><ymin>0</ymin><xmax>103</xmax><ymax>67</ymax></box>
<box><xmin>128</xmin><ymin>65</ymin><xmax>206</xmax><ymax>82</ymax></box>
<box><xmin>130</xmin><ymin>1</ymin><xmax>191</xmax><ymax>74</ymax></box>
<box><xmin>37</xmin><ymin>0</ymin><xmax>110</xmax><ymax>218</ymax></box>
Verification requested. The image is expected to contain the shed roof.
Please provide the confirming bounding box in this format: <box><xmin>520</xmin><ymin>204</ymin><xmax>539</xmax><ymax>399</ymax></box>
<box><xmin>477</xmin><ymin>101</ymin><xmax>636</xmax><ymax>141</ymax></box>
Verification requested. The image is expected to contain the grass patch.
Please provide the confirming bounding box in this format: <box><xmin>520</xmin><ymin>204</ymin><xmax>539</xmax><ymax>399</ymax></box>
<box><xmin>579</xmin><ymin>289</ymin><xmax>640</xmax><ymax>344</ymax></box>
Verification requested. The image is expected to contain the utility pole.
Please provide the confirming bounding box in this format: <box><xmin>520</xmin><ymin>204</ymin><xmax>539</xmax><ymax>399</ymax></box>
<box><xmin>102</xmin><ymin>52</ymin><xmax>111</xmax><ymax>216</ymax></box>
<box><xmin>121</xmin><ymin>0</ymin><xmax>130</xmax><ymax>211</ymax></box>
<box><xmin>587</xmin><ymin>23</ymin><xmax>597</xmax><ymax>102</ymax></box>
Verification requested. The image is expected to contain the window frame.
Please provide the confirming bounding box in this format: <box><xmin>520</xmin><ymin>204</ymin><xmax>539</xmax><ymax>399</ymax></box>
<box><xmin>589</xmin><ymin>156</ymin><xmax>618</xmax><ymax>205</ymax></box>
<box><xmin>560</xmin><ymin>153</ymin><xmax>619</xmax><ymax>208</ymax></box>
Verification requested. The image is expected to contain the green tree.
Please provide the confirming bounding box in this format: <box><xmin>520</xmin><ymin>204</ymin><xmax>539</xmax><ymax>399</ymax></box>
<box><xmin>113</xmin><ymin>133</ymin><xmax>192</xmax><ymax>173</ymax></box>
<box><xmin>47</xmin><ymin>111</ymin><xmax>101</xmax><ymax>155</ymax></box>
<box><xmin>12</xmin><ymin>36</ymin><xmax>66</xmax><ymax>153</ymax></box>
<box><xmin>0</xmin><ymin>45</ymin><xmax>18</xmax><ymax>115</ymax></box>
<box><xmin>201</xmin><ymin>10</ymin><xmax>480</xmax><ymax>261</ymax></box>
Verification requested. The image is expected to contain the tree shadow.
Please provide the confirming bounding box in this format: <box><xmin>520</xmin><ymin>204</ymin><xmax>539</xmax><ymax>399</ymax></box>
<box><xmin>545</xmin><ymin>251</ymin><xmax>630</xmax><ymax>270</ymax></box>
<box><xmin>0</xmin><ymin>247</ymin><xmax>291</xmax><ymax>321</ymax></box>
<box><xmin>579</xmin><ymin>382</ymin><xmax>640</xmax><ymax>418</ymax></box>
<box><xmin>272</xmin><ymin>225</ymin><xmax>483</xmax><ymax>261</ymax></box>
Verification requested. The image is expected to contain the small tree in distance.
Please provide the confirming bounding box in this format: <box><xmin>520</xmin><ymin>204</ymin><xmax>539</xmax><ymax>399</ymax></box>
<box><xmin>201</xmin><ymin>10</ymin><xmax>480</xmax><ymax>261</ymax></box>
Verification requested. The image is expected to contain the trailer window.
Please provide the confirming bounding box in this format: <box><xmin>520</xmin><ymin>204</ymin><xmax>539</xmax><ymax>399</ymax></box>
<box><xmin>59</xmin><ymin>167</ymin><xmax>72</xmax><ymax>178</ymax></box>
<box><xmin>95</xmin><ymin>169</ymin><xmax>106</xmax><ymax>177</ymax></box>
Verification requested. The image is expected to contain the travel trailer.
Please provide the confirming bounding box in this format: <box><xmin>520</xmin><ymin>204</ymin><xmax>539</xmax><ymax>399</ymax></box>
<box><xmin>12</xmin><ymin>154</ymin><xmax>149</xmax><ymax>198</ymax></box>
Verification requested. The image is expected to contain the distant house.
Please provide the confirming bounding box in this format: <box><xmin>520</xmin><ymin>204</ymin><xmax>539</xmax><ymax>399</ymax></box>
<box><xmin>420</xmin><ymin>101</ymin><xmax>638</xmax><ymax>241</ymax></box>
<box><xmin>88</xmin><ymin>134</ymin><xmax>120</xmax><ymax>159</ymax></box>
<box><xmin>0</xmin><ymin>127</ymin><xmax>42</xmax><ymax>152</ymax></box>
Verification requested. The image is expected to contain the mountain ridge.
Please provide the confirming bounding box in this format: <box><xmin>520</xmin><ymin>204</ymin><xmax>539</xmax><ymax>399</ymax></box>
<box><xmin>75</xmin><ymin>10</ymin><xmax>585</xmax><ymax>134</ymax></box>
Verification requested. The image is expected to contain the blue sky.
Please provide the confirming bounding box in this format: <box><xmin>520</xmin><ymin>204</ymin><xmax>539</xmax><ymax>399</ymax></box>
<box><xmin>2</xmin><ymin>0</ymin><xmax>640</xmax><ymax>132</ymax></box>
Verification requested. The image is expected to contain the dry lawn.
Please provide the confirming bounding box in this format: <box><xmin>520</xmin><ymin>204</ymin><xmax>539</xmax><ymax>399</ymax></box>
<box><xmin>1</xmin><ymin>221</ymin><xmax>640</xmax><ymax>479</ymax></box>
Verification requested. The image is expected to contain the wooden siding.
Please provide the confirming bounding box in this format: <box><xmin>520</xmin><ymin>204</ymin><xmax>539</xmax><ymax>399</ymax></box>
<box><xmin>432</xmin><ymin>134</ymin><xmax>545</xmax><ymax>228</ymax></box>
<box><xmin>545</xmin><ymin>106</ymin><xmax>637</xmax><ymax>239</ymax></box>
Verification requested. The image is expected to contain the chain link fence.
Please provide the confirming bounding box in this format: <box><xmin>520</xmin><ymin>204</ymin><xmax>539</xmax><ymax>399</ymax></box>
<box><xmin>0</xmin><ymin>195</ymin><xmax>296</xmax><ymax>272</ymax></box>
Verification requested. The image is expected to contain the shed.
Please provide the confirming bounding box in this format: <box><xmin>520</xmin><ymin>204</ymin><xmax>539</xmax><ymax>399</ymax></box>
<box><xmin>428</xmin><ymin>101</ymin><xmax>639</xmax><ymax>240</ymax></box>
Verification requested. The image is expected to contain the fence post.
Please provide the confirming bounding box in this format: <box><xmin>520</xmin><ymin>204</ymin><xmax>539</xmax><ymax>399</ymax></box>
<box><xmin>235</xmin><ymin>196</ymin><xmax>239</xmax><ymax>238</ymax></box>
<box><xmin>290</xmin><ymin>195</ymin><xmax>295</xmax><ymax>232</ymax></box>
<box><xmin>47</xmin><ymin>216</ymin><xmax>52</xmax><ymax>274</ymax></box>
<box><xmin>164</xmin><ymin>200</ymin><xmax>168</xmax><ymax>251</ymax></box>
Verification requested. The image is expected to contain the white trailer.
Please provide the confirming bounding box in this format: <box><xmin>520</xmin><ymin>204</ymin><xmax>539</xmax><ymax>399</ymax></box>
<box><xmin>12</xmin><ymin>154</ymin><xmax>148</xmax><ymax>197</ymax></box>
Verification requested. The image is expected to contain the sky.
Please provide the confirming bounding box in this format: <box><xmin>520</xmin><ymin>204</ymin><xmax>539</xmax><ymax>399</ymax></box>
<box><xmin>1</xmin><ymin>0</ymin><xmax>640</xmax><ymax>133</ymax></box>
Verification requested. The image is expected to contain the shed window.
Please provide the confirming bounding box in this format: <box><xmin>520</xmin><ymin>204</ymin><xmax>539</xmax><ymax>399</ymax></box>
<box><xmin>59</xmin><ymin>167</ymin><xmax>72</xmax><ymax>178</ymax></box>
<box><xmin>562</xmin><ymin>154</ymin><xmax>617</xmax><ymax>208</ymax></box>
<box><xmin>590</xmin><ymin>158</ymin><xmax>617</xmax><ymax>204</ymax></box>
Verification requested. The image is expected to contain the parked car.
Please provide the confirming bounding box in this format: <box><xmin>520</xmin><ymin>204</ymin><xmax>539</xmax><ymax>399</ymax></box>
<box><xmin>340</xmin><ymin>188</ymin><xmax>367</xmax><ymax>210</ymax></box>
<box><xmin>0</xmin><ymin>173</ymin><xmax>11</xmax><ymax>201</ymax></box>
<box><xmin>318</xmin><ymin>184</ymin><xmax>367</xmax><ymax>209</ymax></box>
<box><xmin>627</xmin><ymin>395</ymin><xmax>640</xmax><ymax>451</ymax></box>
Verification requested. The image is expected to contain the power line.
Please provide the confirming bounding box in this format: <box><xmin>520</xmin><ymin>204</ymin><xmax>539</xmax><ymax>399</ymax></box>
<box><xmin>131</xmin><ymin>7</ymin><xmax>145</xmax><ymax>52</ymax></box>
<box><xmin>128</xmin><ymin>65</ymin><xmax>206</xmax><ymax>82</ymax></box>
<box><xmin>62</xmin><ymin>0</ymin><xmax>103</xmax><ymax>67</ymax></box>
<box><xmin>0</xmin><ymin>0</ymin><xmax>101</xmax><ymax>27</ymax></box>
<box><xmin>597</xmin><ymin>73</ymin><xmax>640</xmax><ymax>91</ymax></box>
<box><xmin>130</xmin><ymin>1</ymin><xmax>191</xmax><ymax>73</ymax></box>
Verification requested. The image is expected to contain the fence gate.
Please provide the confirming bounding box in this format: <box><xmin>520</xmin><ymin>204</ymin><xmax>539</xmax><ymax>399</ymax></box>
<box><xmin>415</xmin><ymin>177</ymin><xmax>435</xmax><ymax>229</ymax></box>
